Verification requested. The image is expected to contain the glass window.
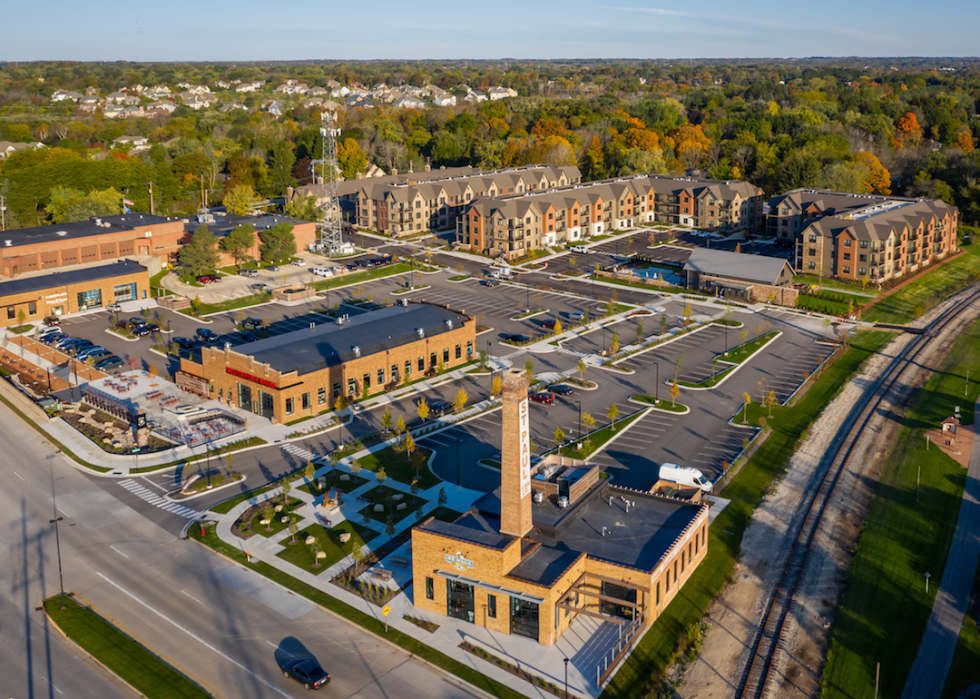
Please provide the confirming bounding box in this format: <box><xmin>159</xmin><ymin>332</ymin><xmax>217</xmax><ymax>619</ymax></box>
<box><xmin>430</xmin><ymin>352</ymin><xmax>437</xmax><ymax>367</ymax></box>
<box><xmin>391</xmin><ymin>365</ymin><xmax>399</xmax><ymax>383</ymax></box>
<box><xmin>378</xmin><ymin>369</ymin><xmax>385</xmax><ymax>385</ymax></box>
<box><xmin>488</xmin><ymin>594</ymin><xmax>496</xmax><ymax>618</ymax></box>
<box><xmin>425</xmin><ymin>577</ymin><xmax>434</xmax><ymax>600</ymax></box>
<box><xmin>28</xmin><ymin>301</ymin><xmax>36</xmax><ymax>315</ymax></box>
<box><xmin>113</xmin><ymin>282</ymin><xmax>137</xmax><ymax>302</ymax></box>
<box><xmin>76</xmin><ymin>288</ymin><xmax>103</xmax><ymax>310</ymax></box>
<box><xmin>362</xmin><ymin>373</ymin><xmax>370</xmax><ymax>389</ymax></box>
<box><xmin>510</xmin><ymin>596</ymin><xmax>539</xmax><ymax>640</ymax></box>
<box><xmin>466</xmin><ymin>341</ymin><xmax>473</xmax><ymax>356</ymax></box>
<box><xmin>332</xmin><ymin>382</ymin><xmax>341</xmax><ymax>398</ymax></box>
<box><xmin>455</xmin><ymin>344</ymin><xmax>461</xmax><ymax>360</ymax></box>
<box><xmin>318</xmin><ymin>387</ymin><xmax>326</xmax><ymax>405</ymax></box>
<box><xmin>347</xmin><ymin>378</ymin><xmax>357</xmax><ymax>395</ymax></box>
<box><xmin>443</xmin><ymin>348</ymin><xmax>449</xmax><ymax>364</ymax></box>
<box><xmin>302</xmin><ymin>393</ymin><xmax>310</xmax><ymax>410</ymax></box>
<box><xmin>406</xmin><ymin>360</ymin><xmax>412</xmax><ymax>377</ymax></box>
<box><xmin>285</xmin><ymin>398</ymin><xmax>294</xmax><ymax>415</ymax></box>
<box><xmin>6</xmin><ymin>307</ymin><xmax>13</xmax><ymax>320</ymax></box>
<box><xmin>418</xmin><ymin>356</ymin><xmax>424</xmax><ymax>372</ymax></box>
<box><xmin>656</xmin><ymin>581</ymin><xmax>661</xmax><ymax>606</ymax></box>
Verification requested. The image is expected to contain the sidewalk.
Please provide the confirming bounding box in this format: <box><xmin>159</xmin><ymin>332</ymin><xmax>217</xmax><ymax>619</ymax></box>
<box><xmin>207</xmin><ymin>445</ymin><xmax>616</xmax><ymax>699</ymax></box>
<box><xmin>901</xmin><ymin>400</ymin><xmax>980</xmax><ymax>699</ymax></box>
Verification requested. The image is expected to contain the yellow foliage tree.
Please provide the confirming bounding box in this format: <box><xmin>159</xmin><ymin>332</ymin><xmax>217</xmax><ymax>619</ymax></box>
<box><xmin>853</xmin><ymin>152</ymin><xmax>891</xmax><ymax>195</ymax></box>
<box><xmin>954</xmin><ymin>130</ymin><xmax>975</xmax><ymax>153</ymax></box>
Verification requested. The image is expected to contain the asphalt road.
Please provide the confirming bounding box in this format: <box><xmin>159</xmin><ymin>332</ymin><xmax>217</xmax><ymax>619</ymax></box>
<box><xmin>0</xmin><ymin>402</ymin><xmax>486</xmax><ymax>699</ymax></box>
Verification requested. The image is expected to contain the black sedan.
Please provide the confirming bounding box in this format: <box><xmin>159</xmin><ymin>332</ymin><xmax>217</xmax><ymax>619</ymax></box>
<box><xmin>481</xmin><ymin>279</ymin><xmax>500</xmax><ymax>287</ymax></box>
<box><xmin>503</xmin><ymin>333</ymin><xmax>530</xmax><ymax>343</ymax></box>
<box><xmin>551</xmin><ymin>384</ymin><xmax>574</xmax><ymax>396</ymax></box>
<box><xmin>282</xmin><ymin>659</ymin><xmax>330</xmax><ymax>690</ymax></box>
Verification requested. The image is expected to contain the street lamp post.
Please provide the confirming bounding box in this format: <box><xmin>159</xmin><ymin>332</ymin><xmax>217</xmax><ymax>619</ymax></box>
<box><xmin>654</xmin><ymin>362</ymin><xmax>660</xmax><ymax>403</ymax></box>
<box><xmin>564</xmin><ymin>658</ymin><xmax>569</xmax><ymax>699</ymax></box>
<box><xmin>576</xmin><ymin>401</ymin><xmax>582</xmax><ymax>441</ymax></box>
<box><xmin>206</xmin><ymin>443</ymin><xmax>212</xmax><ymax>489</ymax></box>
<box><xmin>49</xmin><ymin>516</ymin><xmax>66</xmax><ymax>609</ymax></box>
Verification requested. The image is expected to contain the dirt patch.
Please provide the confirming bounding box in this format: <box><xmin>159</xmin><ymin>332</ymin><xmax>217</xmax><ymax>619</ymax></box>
<box><xmin>676</xmin><ymin>289</ymin><xmax>980</xmax><ymax>699</ymax></box>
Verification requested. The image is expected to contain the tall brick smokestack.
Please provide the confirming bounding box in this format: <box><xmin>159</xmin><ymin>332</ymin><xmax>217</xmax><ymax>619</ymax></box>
<box><xmin>499</xmin><ymin>368</ymin><xmax>532</xmax><ymax>538</ymax></box>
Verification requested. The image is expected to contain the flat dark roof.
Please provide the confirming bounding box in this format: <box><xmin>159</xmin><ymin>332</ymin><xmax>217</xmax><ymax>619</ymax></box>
<box><xmin>236</xmin><ymin>304</ymin><xmax>471</xmax><ymax>376</ymax></box>
<box><xmin>1</xmin><ymin>214</ymin><xmax>176</xmax><ymax>249</ymax></box>
<box><xmin>0</xmin><ymin>260</ymin><xmax>147</xmax><ymax>299</ymax></box>
<box><xmin>417</xmin><ymin>514</ymin><xmax>514</xmax><ymax>551</ymax></box>
<box><xmin>184</xmin><ymin>212</ymin><xmax>310</xmax><ymax>237</ymax></box>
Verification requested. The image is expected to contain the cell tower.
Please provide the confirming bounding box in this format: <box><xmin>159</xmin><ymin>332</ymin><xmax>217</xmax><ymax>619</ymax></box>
<box><xmin>317</xmin><ymin>110</ymin><xmax>343</xmax><ymax>251</ymax></box>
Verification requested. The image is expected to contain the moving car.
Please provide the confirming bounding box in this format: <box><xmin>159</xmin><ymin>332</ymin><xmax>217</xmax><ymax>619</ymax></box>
<box><xmin>550</xmin><ymin>384</ymin><xmax>574</xmax><ymax>396</ymax></box>
<box><xmin>570</xmin><ymin>245</ymin><xmax>589</xmax><ymax>253</ymax></box>
<box><xmin>173</xmin><ymin>337</ymin><xmax>195</xmax><ymax>350</ymax></box>
<box><xmin>196</xmin><ymin>328</ymin><xmax>219</xmax><ymax>343</ymax></box>
<box><xmin>281</xmin><ymin>659</ymin><xmax>330</xmax><ymax>690</ymax></box>
<box><xmin>429</xmin><ymin>400</ymin><xmax>453</xmax><ymax>418</ymax></box>
<box><xmin>658</xmin><ymin>463</ymin><xmax>713</xmax><ymax>493</ymax></box>
<box><xmin>529</xmin><ymin>392</ymin><xmax>555</xmax><ymax>405</ymax></box>
<box><xmin>312</xmin><ymin>267</ymin><xmax>333</xmax><ymax>277</ymax></box>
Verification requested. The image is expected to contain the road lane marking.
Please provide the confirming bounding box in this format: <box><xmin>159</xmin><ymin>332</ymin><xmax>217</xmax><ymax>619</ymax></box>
<box><xmin>13</xmin><ymin>471</ymin><xmax>24</xmax><ymax>480</ymax></box>
<box><xmin>109</xmin><ymin>545</ymin><xmax>129</xmax><ymax>559</ymax></box>
<box><xmin>97</xmin><ymin>573</ymin><xmax>297</xmax><ymax>698</ymax></box>
<box><xmin>181</xmin><ymin>589</ymin><xmax>204</xmax><ymax>605</ymax></box>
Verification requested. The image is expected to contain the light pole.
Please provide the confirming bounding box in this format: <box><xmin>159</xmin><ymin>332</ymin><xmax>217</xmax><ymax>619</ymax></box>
<box><xmin>576</xmin><ymin>401</ymin><xmax>582</xmax><ymax>441</ymax></box>
<box><xmin>49</xmin><ymin>516</ymin><xmax>66</xmax><ymax>609</ymax></box>
<box><xmin>564</xmin><ymin>658</ymin><xmax>569</xmax><ymax>699</ymax></box>
<box><xmin>206</xmin><ymin>443</ymin><xmax>212</xmax><ymax>489</ymax></box>
<box><xmin>653</xmin><ymin>362</ymin><xmax>660</xmax><ymax>403</ymax></box>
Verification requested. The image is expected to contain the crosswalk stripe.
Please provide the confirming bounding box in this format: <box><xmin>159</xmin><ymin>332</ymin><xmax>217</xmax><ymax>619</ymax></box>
<box><xmin>116</xmin><ymin>479</ymin><xmax>202</xmax><ymax>519</ymax></box>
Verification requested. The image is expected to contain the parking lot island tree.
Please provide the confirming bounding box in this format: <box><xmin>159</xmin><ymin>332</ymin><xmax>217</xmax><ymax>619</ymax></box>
<box><xmin>669</xmin><ymin>381</ymin><xmax>681</xmax><ymax>407</ymax></box>
<box><xmin>381</xmin><ymin>407</ymin><xmax>392</xmax><ymax>434</ymax></box>
<box><xmin>416</xmin><ymin>397</ymin><xmax>429</xmax><ymax>423</ymax></box>
<box><xmin>491</xmin><ymin>374</ymin><xmax>502</xmax><ymax>396</ymax></box>
<box><xmin>554</xmin><ymin>426</ymin><xmax>565</xmax><ymax>448</ymax></box>
<box><xmin>453</xmin><ymin>387</ymin><xmax>468</xmax><ymax>414</ymax></box>
<box><xmin>607</xmin><ymin>402</ymin><xmax>620</xmax><ymax>428</ymax></box>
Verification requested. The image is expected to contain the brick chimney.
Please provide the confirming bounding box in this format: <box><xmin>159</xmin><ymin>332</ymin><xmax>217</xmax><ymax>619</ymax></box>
<box><xmin>499</xmin><ymin>368</ymin><xmax>532</xmax><ymax>538</ymax></box>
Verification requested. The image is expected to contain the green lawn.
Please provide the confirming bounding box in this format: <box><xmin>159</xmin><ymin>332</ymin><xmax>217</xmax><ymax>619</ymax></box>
<box><xmin>299</xmin><ymin>469</ymin><xmax>369</xmax><ymax>497</ymax></box>
<box><xmin>188</xmin><ymin>522</ymin><xmax>526</xmax><ymax>699</ymax></box>
<box><xmin>44</xmin><ymin>596</ymin><xmax>210</xmax><ymax>699</ymax></box>
<box><xmin>600</xmin><ymin>330</ymin><xmax>895</xmax><ymax>699</ymax></box>
<box><xmin>9</xmin><ymin>323</ymin><xmax>34</xmax><ymax>334</ymax></box>
<box><xmin>356</xmin><ymin>445</ymin><xmax>440</xmax><ymax>489</ymax></box>
<box><xmin>357</xmin><ymin>485</ymin><xmax>427</xmax><ymax>524</ymax></box>
<box><xmin>180</xmin><ymin>292</ymin><xmax>273</xmax><ymax>317</ymax></box>
<box><xmin>822</xmin><ymin>318</ymin><xmax>980</xmax><ymax>699</ymax></box>
<box><xmin>276</xmin><ymin>520</ymin><xmax>378</xmax><ymax>574</ymax></box>
<box><xmin>941</xmin><ymin>564</ymin><xmax>980</xmax><ymax>699</ymax></box>
<box><xmin>793</xmin><ymin>273</ymin><xmax>882</xmax><ymax>296</ymax></box>
<box><xmin>252</xmin><ymin>510</ymin><xmax>304</xmax><ymax>539</ymax></box>
<box><xmin>209</xmin><ymin>483</ymin><xmax>277</xmax><ymax>514</ymax></box>
<box><xmin>309</xmin><ymin>262</ymin><xmax>412</xmax><ymax>290</ymax></box>
<box><xmin>632</xmin><ymin>395</ymin><xmax>687</xmax><ymax>412</ymax></box>
<box><xmin>865</xmin><ymin>243</ymin><xmax>980</xmax><ymax>324</ymax></box>
<box><xmin>558</xmin><ymin>410</ymin><xmax>646</xmax><ymax>459</ymax></box>
<box><xmin>795</xmin><ymin>293</ymin><xmax>853</xmax><ymax>316</ymax></box>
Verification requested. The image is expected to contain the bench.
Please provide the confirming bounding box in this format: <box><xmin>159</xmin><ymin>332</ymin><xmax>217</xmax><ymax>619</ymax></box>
<box><xmin>369</xmin><ymin>567</ymin><xmax>394</xmax><ymax>582</ymax></box>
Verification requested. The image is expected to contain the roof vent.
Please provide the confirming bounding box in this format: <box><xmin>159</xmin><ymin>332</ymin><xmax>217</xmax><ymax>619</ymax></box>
<box><xmin>401</xmin><ymin>298</ymin><xmax>408</xmax><ymax>307</ymax></box>
<box><xmin>4</xmin><ymin>240</ymin><xmax>10</xmax><ymax>247</ymax></box>
<box><xmin>416</xmin><ymin>328</ymin><xmax>425</xmax><ymax>338</ymax></box>
<box><xmin>352</xmin><ymin>346</ymin><xmax>361</xmax><ymax>357</ymax></box>
<box><xmin>444</xmin><ymin>319</ymin><xmax>453</xmax><ymax>329</ymax></box>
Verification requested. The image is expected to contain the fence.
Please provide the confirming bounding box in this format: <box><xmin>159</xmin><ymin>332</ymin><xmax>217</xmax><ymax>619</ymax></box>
<box><xmin>596</xmin><ymin>611</ymin><xmax>646</xmax><ymax>687</ymax></box>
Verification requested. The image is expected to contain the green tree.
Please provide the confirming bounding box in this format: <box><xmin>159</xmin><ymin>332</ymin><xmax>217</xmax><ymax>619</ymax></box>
<box><xmin>179</xmin><ymin>225</ymin><xmax>220</xmax><ymax>277</ymax></box>
<box><xmin>381</xmin><ymin>406</ymin><xmax>393</xmax><ymax>433</ymax></box>
<box><xmin>336</xmin><ymin>138</ymin><xmax>368</xmax><ymax>179</ymax></box>
<box><xmin>554</xmin><ymin>426</ymin><xmax>565</xmax><ymax>446</ymax></box>
<box><xmin>305</xmin><ymin>461</ymin><xmax>316</xmax><ymax>483</ymax></box>
<box><xmin>580</xmin><ymin>135</ymin><xmax>606</xmax><ymax>181</ymax></box>
<box><xmin>284</xmin><ymin>194</ymin><xmax>324</xmax><ymax>222</ymax></box>
<box><xmin>334</xmin><ymin>394</ymin><xmax>347</xmax><ymax>412</ymax></box>
<box><xmin>310</xmin><ymin>539</ymin><xmax>323</xmax><ymax>567</ymax></box>
<box><xmin>607</xmin><ymin>403</ymin><xmax>620</xmax><ymax>428</ymax></box>
<box><xmin>46</xmin><ymin>186</ymin><xmax>123</xmax><ymax>223</ymax></box>
<box><xmin>376</xmin><ymin>467</ymin><xmax>387</xmax><ymax>485</ymax></box>
<box><xmin>577</xmin><ymin>358</ymin><xmax>588</xmax><ymax>382</ymax></box>
<box><xmin>395</xmin><ymin>416</ymin><xmax>406</xmax><ymax>436</ymax></box>
<box><xmin>524</xmin><ymin>357</ymin><xmax>535</xmax><ymax>381</ymax></box>
<box><xmin>491</xmin><ymin>374</ymin><xmax>502</xmax><ymax>396</ymax></box>
<box><xmin>259</xmin><ymin>223</ymin><xmax>296</xmax><ymax>264</ymax></box>
<box><xmin>224</xmin><ymin>184</ymin><xmax>258</xmax><ymax>215</ymax></box>
<box><xmin>582</xmin><ymin>412</ymin><xmax>596</xmax><ymax>433</ymax></box>
<box><xmin>220</xmin><ymin>223</ymin><xmax>255</xmax><ymax>269</ymax></box>
<box><xmin>268</xmin><ymin>140</ymin><xmax>297</xmax><ymax>195</ymax></box>
<box><xmin>403</xmin><ymin>433</ymin><xmax>416</xmax><ymax>462</ymax></box>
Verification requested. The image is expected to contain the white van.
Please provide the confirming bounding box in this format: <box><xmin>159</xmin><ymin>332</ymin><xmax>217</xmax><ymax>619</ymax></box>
<box><xmin>312</xmin><ymin>267</ymin><xmax>333</xmax><ymax>277</ymax></box>
<box><xmin>571</xmin><ymin>245</ymin><xmax>589</xmax><ymax>254</ymax></box>
<box><xmin>658</xmin><ymin>463</ymin><xmax>713</xmax><ymax>493</ymax></box>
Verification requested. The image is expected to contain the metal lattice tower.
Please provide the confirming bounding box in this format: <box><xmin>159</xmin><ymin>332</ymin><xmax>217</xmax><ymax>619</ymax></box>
<box><xmin>317</xmin><ymin>111</ymin><xmax>343</xmax><ymax>251</ymax></box>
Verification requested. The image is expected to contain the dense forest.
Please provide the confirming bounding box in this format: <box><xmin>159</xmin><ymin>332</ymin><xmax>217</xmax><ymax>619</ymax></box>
<box><xmin>0</xmin><ymin>59</ymin><xmax>979</xmax><ymax>229</ymax></box>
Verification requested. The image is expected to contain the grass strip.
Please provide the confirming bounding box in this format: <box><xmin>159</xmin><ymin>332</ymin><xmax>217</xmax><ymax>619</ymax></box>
<box><xmin>822</xmin><ymin>317</ymin><xmax>980</xmax><ymax>699</ymax></box>
<box><xmin>310</xmin><ymin>263</ymin><xmax>412</xmax><ymax>290</ymax></box>
<box><xmin>600</xmin><ymin>330</ymin><xmax>894</xmax><ymax>699</ymax></box>
<box><xmin>631</xmin><ymin>395</ymin><xmax>687</xmax><ymax>412</ymax></box>
<box><xmin>180</xmin><ymin>292</ymin><xmax>274</xmax><ymax>317</ymax></box>
<box><xmin>940</xmin><ymin>563</ymin><xmax>980</xmax><ymax>699</ymax></box>
<box><xmin>189</xmin><ymin>523</ymin><xmax>527</xmax><ymax>699</ymax></box>
<box><xmin>558</xmin><ymin>410</ymin><xmax>645</xmax><ymax>459</ymax></box>
<box><xmin>44</xmin><ymin>596</ymin><xmax>210</xmax><ymax>699</ymax></box>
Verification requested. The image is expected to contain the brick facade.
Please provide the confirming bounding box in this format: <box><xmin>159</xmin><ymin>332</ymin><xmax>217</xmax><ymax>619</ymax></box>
<box><xmin>499</xmin><ymin>369</ymin><xmax>532</xmax><ymax>538</ymax></box>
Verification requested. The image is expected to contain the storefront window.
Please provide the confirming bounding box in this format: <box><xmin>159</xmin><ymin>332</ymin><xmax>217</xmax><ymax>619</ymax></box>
<box><xmin>77</xmin><ymin>288</ymin><xmax>103</xmax><ymax>310</ymax></box>
<box><xmin>285</xmin><ymin>398</ymin><xmax>294</xmax><ymax>415</ymax></box>
<box><xmin>238</xmin><ymin>384</ymin><xmax>252</xmax><ymax>411</ymax></box>
<box><xmin>302</xmin><ymin>393</ymin><xmax>310</xmax><ymax>410</ymax></box>
<box><xmin>510</xmin><ymin>597</ymin><xmax>539</xmax><ymax>640</ymax></box>
<box><xmin>447</xmin><ymin>580</ymin><xmax>475</xmax><ymax>623</ymax></box>
<box><xmin>600</xmin><ymin>581</ymin><xmax>637</xmax><ymax>620</ymax></box>
<box><xmin>318</xmin><ymin>387</ymin><xmax>326</xmax><ymax>405</ymax></box>
<box><xmin>113</xmin><ymin>282</ymin><xmax>137</xmax><ymax>302</ymax></box>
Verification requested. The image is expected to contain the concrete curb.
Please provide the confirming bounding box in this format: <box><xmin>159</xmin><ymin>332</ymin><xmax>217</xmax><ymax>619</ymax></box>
<box><xmin>166</xmin><ymin>474</ymin><xmax>247</xmax><ymax>502</ymax></box>
<box><xmin>627</xmin><ymin>396</ymin><xmax>690</xmax><ymax>415</ymax></box>
<box><xmin>674</xmin><ymin>331</ymin><xmax>783</xmax><ymax>392</ymax></box>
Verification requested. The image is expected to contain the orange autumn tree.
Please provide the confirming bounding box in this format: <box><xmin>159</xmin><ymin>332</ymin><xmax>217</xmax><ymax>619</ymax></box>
<box><xmin>954</xmin><ymin>130</ymin><xmax>975</xmax><ymax>153</ymax></box>
<box><xmin>894</xmin><ymin>112</ymin><xmax>923</xmax><ymax>148</ymax></box>
<box><xmin>670</xmin><ymin>124</ymin><xmax>712</xmax><ymax>171</ymax></box>
<box><xmin>853</xmin><ymin>152</ymin><xmax>892</xmax><ymax>195</ymax></box>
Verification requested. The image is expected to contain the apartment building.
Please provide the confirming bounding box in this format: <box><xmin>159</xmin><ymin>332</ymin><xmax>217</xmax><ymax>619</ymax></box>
<box><xmin>460</xmin><ymin>175</ymin><xmax>764</xmax><ymax>260</ymax></box>
<box><xmin>354</xmin><ymin>165</ymin><xmax>580</xmax><ymax>236</ymax></box>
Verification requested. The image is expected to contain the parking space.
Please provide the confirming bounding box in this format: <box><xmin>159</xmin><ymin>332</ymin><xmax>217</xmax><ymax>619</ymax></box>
<box><xmin>559</xmin><ymin>312</ymin><xmax>679</xmax><ymax>357</ymax></box>
<box><xmin>688</xmin><ymin>423</ymin><xmax>758</xmax><ymax>478</ymax></box>
<box><xmin>624</xmin><ymin>323</ymin><xmax>738</xmax><ymax>384</ymax></box>
<box><xmin>753</xmin><ymin>337</ymin><xmax>836</xmax><ymax>403</ymax></box>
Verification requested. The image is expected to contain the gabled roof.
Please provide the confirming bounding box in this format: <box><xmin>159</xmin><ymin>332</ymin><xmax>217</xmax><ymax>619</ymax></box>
<box><xmin>683</xmin><ymin>248</ymin><xmax>793</xmax><ymax>285</ymax></box>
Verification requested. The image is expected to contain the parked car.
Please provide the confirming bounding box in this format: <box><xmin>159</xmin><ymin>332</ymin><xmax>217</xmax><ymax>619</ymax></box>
<box><xmin>238</xmin><ymin>331</ymin><xmax>259</xmax><ymax>342</ymax></box>
<box><xmin>67</xmin><ymin>341</ymin><xmax>95</xmax><ymax>355</ymax></box>
<box><xmin>345</xmin><ymin>263</ymin><xmax>360</xmax><ymax>272</ymax></box>
<box><xmin>196</xmin><ymin>328</ymin><xmax>219</xmax><ymax>343</ymax></box>
<box><xmin>550</xmin><ymin>384</ymin><xmax>574</xmax><ymax>396</ymax></box>
<box><xmin>54</xmin><ymin>337</ymin><xmax>83</xmax><ymax>350</ymax></box>
<box><xmin>75</xmin><ymin>346</ymin><xmax>106</xmax><ymax>360</ymax></box>
<box><xmin>173</xmin><ymin>337</ymin><xmax>195</xmax><ymax>350</ymax></box>
<box><xmin>291</xmin><ymin>259</ymin><xmax>306</xmax><ymax>267</ymax></box>
<box><xmin>529</xmin><ymin>392</ymin><xmax>555</xmax><ymax>405</ymax></box>
<box><xmin>540</xmin><ymin>318</ymin><xmax>557</xmax><ymax>329</ymax></box>
<box><xmin>568</xmin><ymin>311</ymin><xmax>585</xmax><ymax>322</ymax></box>
<box><xmin>42</xmin><ymin>315</ymin><xmax>61</xmax><ymax>327</ymax></box>
<box><xmin>266</xmin><ymin>265</ymin><xmax>280</xmax><ymax>272</ymax></box>
<box><xmin>239</xmin><ymin>268</ymin><xmax>258</xmax><ymax>278</ymax></box>
<box><xmin>95</xmin><ymin>357</ymin><xmax>124</xmax><ymax>371</ymax></box>
<box><xmin>42</xmin><ymin>333</ymin><xmax>67</xmax><ymax>345</ymax></box>
<box><xmin>281</xmin><ymin>659</ymin><xmax>330</xmax><ymax>690</ymax></box>
<box><xmin>196</xmin><ymin>274</ymin><xmax>220</xmax><ymax>284</ymax></box>
<box><xmin>38</xmin><ymin>326</ymin><xmax>62</xmax><ymax>338</ymax></box>
<box><xmin>481</xmin><ymin>279</ymin><xmax>500</xmax><ymax>287</ymax></box>
<box><xmin>128</xmin><ymin>317</ymin><xmax>147</xmax><ymax>328</ymax></box>
<box><xmin>429</xmin><ymin>400</ymin><xmax>454</xmax><ymax>418</ymax></box>
<box><xmin>83</xmin><ymin>350</ymin><xmax>113</xmax><ymax>365</ymax></box>
<box><xmin>503</xmin><ymin>333</ymin><xmax>530</xmax><ymax>343</ymax></box>
<box><xmin>570</xmin><ymin>245</ymin><xmax>589</xmax><ymax>254</ymax></box>
<box><xmin>105</xmin><ymin>303</ymin><xmax>122</xmax><ymax>313</ymax></box>
<box><xmin>241</xmin><ymin>318</ymin><xmax>265</xmax><ymax>330</ymax></box>
<box><xmin>145</xmin><ymin>323</ymin><xmax>161</xmax><ymax>333</ymax></box>
<box><xmin>131</xmin><ymin>326</ymin><xmax>150</xmax><ymax>337</ymax></box>
<box><xmin>312</xmin><ymin>267</ymin><xmax>333</xmax><ymax>277</ymax></box>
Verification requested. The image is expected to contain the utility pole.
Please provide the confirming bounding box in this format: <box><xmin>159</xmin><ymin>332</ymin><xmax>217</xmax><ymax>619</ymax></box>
<box><xmin>147</xmin><ymin>181</ymin><xmax>155</xmax><ymax>215</ymax></box>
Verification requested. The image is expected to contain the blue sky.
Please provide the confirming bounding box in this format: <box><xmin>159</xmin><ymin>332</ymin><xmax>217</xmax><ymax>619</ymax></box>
<box><xmin>4</xmin><ymin>0</ymin><xmax>976</xmax><ymax>61</ymax></box>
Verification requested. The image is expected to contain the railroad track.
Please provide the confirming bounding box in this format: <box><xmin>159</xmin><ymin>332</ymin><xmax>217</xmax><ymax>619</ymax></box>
<box><xmin>734</xmin><ymin>286</ymin><xmax>980</xmax><ymax>699</ymax></box>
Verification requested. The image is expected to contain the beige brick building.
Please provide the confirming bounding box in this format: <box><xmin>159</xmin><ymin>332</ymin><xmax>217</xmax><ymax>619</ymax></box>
<box><xmin>178</xmin><ymin>303</ymin><xmax>475</xmax><ymax>423</ymax></box>
<box><xmin>411</xmin><ymin>368</ymin><xmax>709</xmax><ymax>657</ymax></box>
<box><xmin>768</xmin><ymin>188</ymin><xmax>959</xmax><ymax>283</ymax></box>
<box><xmin>461</xmin><ymin>175</ymin><xmax>764</xmax><ymax>260</ymax></box>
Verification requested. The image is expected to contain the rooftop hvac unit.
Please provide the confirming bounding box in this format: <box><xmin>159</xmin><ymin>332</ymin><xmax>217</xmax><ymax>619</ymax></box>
<box><xmin>56</xmin><ymin>231</ymin><xmax>67</xmax><ymax>237</ymax></box>
<box><xmin>444</xmin><ymin>320</ymin><xmax>453</xmax><ymax>329</ymax></box>
<box><xmin>336</xmin><ymin>316</ymin><xmax>344</xmax><ymax>326</ymax></box>
<box><xmin>416</xmin><ymin>328</ymin><xmax>425</xmax><ymax>338</ymax></box>
<box><xmin>401</xmin><ymin>298</ymin><xmax>409</xmax><ymax>307</ymax></box>
<box><xmin>558</xmin><ymin>495</ymin><xmax>569</xmax><ymax>509</ymax></box>
<box><xmin>533</xmin><ymin>491</ymin><xmax>544</xmax><ymax>504</ymax></box>
<box><xmin>352</xmin><ymin>346</ymin><xmax>361</xmax><ymax>357</ymax></box>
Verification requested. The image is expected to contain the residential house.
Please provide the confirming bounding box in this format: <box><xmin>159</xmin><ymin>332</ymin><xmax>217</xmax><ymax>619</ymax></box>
<box><xmin>220</xmin><ymin>102</ymin><xmax>248</xmax><ymax>113</ymax></box>
<box><xmin>235</xmin><ymin>81</ymin><xmax>263</xmax><ymax>93</ymax></box>
<box><xmin>432</xmin><ymin>93</ymin><xmax>456</xmax><ymax>107</ymax></box>
<box><xmin>112</xmin><ymin>135</ymin><xmax>150</xmax><ymax>152</ymax></box>
<box><xmin>487</xmin><ymin>86</ymin><xmax>518</xmax><ymax>100</ymax></box>
<box><xmin>394</xmin><ymin>95</ymin><xmax>425</xmax><ymax>109</ymax></box>
<box><xmin>264</xmin><ymin>100</ymin><xmax>285</xmax><ymax>117</ymax></box>
<box><xmin>309</xmin><ymin>86</ymin><xmax>328</xmax><ymax>96</ymax></box>
<box><xmin>106</xmin><ymin>91</ymin><xmax>128</xmax><ymax>104</ymax></box>
<box><xmin>465</xmin><ymin>90</ymin><xmax>487</xmax><ymax>103</ymax></box>
<box><xmin>78</xmin><ymin>96</ymin><xmax>101</xmax><ymax>113</ymax></box>
<box><xmin>146</xmin><ymin>100</ymin><xmax>177</xmax><ymax>114</ymax></box>
<box><xmin>331</xmin><ymin>85</ymin><xmax>351</xmax><ymax>98</ymax></box>
<box><xmin>214</xmin><ymin>80</ymin><xmax>231</xmax><ymax>89</ymax></box>
<box><xmin>51</xmin><ymin>89</ymin><xmax>83</xmax><ymax>102</ymax></box>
